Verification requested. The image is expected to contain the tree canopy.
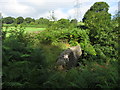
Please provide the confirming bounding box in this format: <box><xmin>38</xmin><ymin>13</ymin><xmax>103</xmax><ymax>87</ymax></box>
<box><xmin>82</xmin><ymin>2</ymin><xmax>118</xmax><ymax>64</ymax></box>
<box><xmin>83</xmin><ymin>2</ymin><xmax>112</xmax><ymax>45</ymax></box>
<box><xmin>2</xmin><ymin>17</ymin><xmax>15</xmax><ymax>24</ymax></box>
<box><xmin>16</xmin><ymin>16</ymin><xmax>24</xmax><ymax>24</ymax></box>
<box><xmin>24</xmin><ymin>17</ymin><xmax>35</xmax><ymax>23</ymax></box>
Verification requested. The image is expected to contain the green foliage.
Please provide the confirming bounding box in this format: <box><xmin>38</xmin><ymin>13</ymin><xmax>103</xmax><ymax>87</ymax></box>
<box><xmin>2</xmin><ymin>1</ymin><xmax>119</xmax><ymax>88</ymax></box>
<box><xmin>2</xmin><ymin>25</ymin><xmax>48</xmax><ymax>88</ymax></box>
<box><xmin>24</xmin><ymin>17</ymin><xmax>35</xmax><ymax>24</ymax></box>
<box><xmin>70</xmin><ymin>19</ymin><xmax>77</xmax><ymax>24</ymax></box>
<box><xmin>82</xmin><ymin>1</ymin><xmax>118</xmax><ymax>63</ymax></box>
<box><xmin>49</xmin><ymin>19</ymin><xmax>70</xmax><ymax>30</ymax></box>
<box><xmin>83</xmin><ymin>2</ymin><xmax>111</xmax><ymax>39</ymax></box>
<box><xmin>2</xmin><ymin>17</ymin><xmax>15</xmax><ymax>24</ymax></box>
<box><xmin>113</xmin><ymin>11</ymin><xmax>120</xmax><ymax>20</ymax></box>
<box><xmin>57</xmin><ymin>19</ymin><xmax>70</xmax><ymax>29</ymax></box>
<box><xmin>38</xmin><ymin>28</ymin><xmax>96</xmax><ymax>56</ymax></box>
<box><xmin>70</xmin><ymin>19</ymin><xmax>78</xmax><ymax>28</ymax></box>
<box><xmin>16</xmin><ymin>16</ymin><xmax>24</xmax><ymax>24</ymax></box>
<box><xmin>35</xmin><ymin>18</ymin><xmax>51</xmax><ymax>28</ymax></box>
<box><xmin>2</xmin><ymin>25</ymin><xmax>31</xmax><ymax>65</ymax></box>
<box><xmin>89</xmin><ymin>2</ymin><xmax>109</xmax><ymax>12</ymax></box>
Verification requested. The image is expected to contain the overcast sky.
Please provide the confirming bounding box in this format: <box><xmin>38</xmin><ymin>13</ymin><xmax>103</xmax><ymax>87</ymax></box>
<box><xmin>0</xmin><ymin>0</ymin><xmax>119</xmax><ymax>21</ymax></box>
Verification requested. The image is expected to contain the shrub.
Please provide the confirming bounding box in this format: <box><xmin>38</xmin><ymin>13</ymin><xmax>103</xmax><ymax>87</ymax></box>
<box><xmin>37</xmin><ymin>28</ymin><xmax>96</xmax><ymax>56</ymax></box>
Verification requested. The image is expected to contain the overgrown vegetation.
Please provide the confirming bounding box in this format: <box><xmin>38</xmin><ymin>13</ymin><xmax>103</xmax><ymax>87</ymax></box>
<box><xmin>2</xmin><ymin>1</ymin><xmax>119</xmax><ymax>88</ymax></box>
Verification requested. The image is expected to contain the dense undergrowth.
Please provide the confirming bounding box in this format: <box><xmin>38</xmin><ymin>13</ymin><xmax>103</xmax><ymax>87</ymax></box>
<box><xmin>2</xmin><ymin>1</ymin><xmax>119</xmax><ymax>88</ymax></box>
<box><xmin>2</xmin><ymin>23</ymin><xmax>119</xmax><ymax>88</ymax></box>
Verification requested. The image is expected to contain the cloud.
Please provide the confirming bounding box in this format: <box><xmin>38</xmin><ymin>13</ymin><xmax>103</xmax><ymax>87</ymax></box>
<box><xmin>36</xmin><ymin>9</ymin><xmax>70</xmax><ymax>20</ymax></box>
<box><xmin>0</xmin><ymin>0</ymin><xmax>36</xmax><ymax>17</ymax></box>
<box><xmin>25</xmin><ymin>0</ymin><xmax>45</xmax><ymax>5</ymax></box>
<box><xmin>55</xmin><ymin>9</ymin><xmax>69</xmax><ymax>19</ymax></box>
<box><xmin>0</xmin><ymin>0</ymin><xmax>119</xmax><ymax>20</ymax></box>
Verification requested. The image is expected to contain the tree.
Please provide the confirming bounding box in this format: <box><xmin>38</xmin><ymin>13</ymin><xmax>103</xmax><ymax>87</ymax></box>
<box><xmin>2</xmin><ymin>17</ymin><xmax>15</xmax><ymax>24</ymax></box>
<box><xmin>82</xmin><ymin>2</ymin><xmax>118</xmax><ymax>63</ymax></box>
<box><xmin>70</xmin><ymin>19</ymin><xmax>77</xmax><ymax>24</ymax></box>
<box><xmin>57</xmin><ymin>19</ymin><xmax>70</xmax><ymax>29</ymax></box>
<box><xmin>24</xmin><ymin>17</ymin><xmax>35</xmax><ymax>23</ymax></box>
<box><xmin>16</xmin><ymin>16</ymin><xmax>24</xmax><ymax>24</ymax></box>
<box><xmin>83</xmin><ymin>2</ymin><xmax>111</xmax><ymax>45</ymax></box>
<box><xmin>112</xmin><ymin>11</ymin><xmax>120</xmax><ymax>22</ymax></box>
<box><xmin>35</xmin><ymin>17</ymin><xmax>51</xmax><ymax>27</ymax></box>
<box><xmin>70</xmin><ymin>19</ymin><xmax>77</xmax><ymax>27</ymax></box>
<box><xmin>38</xmin><ymin>18</ymin><xmax>49</xmax><ymax>24</ymax></box>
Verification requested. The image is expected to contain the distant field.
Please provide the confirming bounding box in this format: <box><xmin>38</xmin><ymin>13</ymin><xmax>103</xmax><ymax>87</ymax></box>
<box><xmin>2</xmin><ymin>26</ymin><xmax>46</xmax><ymax>37</ymax></box>
<box><xmin>2</xmin><ymin>27</ymin><xmax>46</xmax><ymax>32</ymax></box>
<box><xmin>25</xmin><ymin>27</ymin><xmax>46</xmax><ymax>32</ymax></box>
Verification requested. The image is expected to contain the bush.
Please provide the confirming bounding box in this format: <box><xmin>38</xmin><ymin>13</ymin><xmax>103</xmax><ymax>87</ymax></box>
<box><xmin>2</xmin><ymin>25</ymin><xmax>48</xmax><ymax>88</ymax></box>
<box><xmin>37</xmin><ymin>28</ymin><xmax>96</xmax><ymax>56</ymax></box>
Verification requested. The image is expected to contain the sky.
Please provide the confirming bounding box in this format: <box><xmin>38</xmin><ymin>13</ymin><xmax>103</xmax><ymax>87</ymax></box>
<box><xmin>0</xmin><ymin>0</ymin><xmax>119</xmax><ymax>21</ymax></box>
